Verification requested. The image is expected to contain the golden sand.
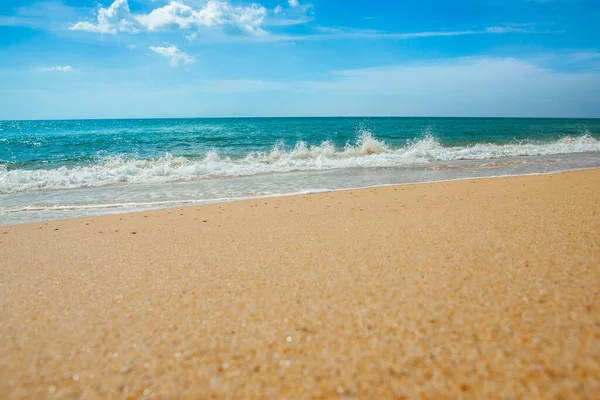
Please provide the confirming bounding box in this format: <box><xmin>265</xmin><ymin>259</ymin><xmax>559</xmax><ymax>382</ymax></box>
<box><xmin>1</xmin><ymin>170</ymin><xmax>599</xmax><ymax>398</ymax></box>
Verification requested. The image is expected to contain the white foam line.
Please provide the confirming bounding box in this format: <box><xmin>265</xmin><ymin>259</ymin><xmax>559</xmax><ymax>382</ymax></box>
<box><xmin>1</xmin><ymin>132</ymin><xmax>598</xmax><ymax>195</ymax></box>
<box><xmin>1</xmin><ymin>167</ymin><xmax>597</xmax><ymax>226</ymax></box>
<box><xmin>314</xmin><ymin>166</ymin><xmax>600</xmax><ymax>195</ymax></box>
<box><xmin>1</xmin><ymin>199</ymin><xmax>231</xmax><ymax>213</ymax></box>
<box><xmin>0</xmin><ymin>189</ymin><xmax>331</xmax><ymax>214</ymax></box>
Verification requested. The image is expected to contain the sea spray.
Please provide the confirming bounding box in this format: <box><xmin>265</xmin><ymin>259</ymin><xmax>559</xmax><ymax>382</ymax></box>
<box><xmin>1</xmin><ymin>131</ymin><xmax>599</xmax><ymax>195</ymax></box>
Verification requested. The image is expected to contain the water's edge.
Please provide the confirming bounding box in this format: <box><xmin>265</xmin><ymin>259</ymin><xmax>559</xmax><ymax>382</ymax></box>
<box><xmin>3</xmin><ymin>118</ymin><xmax>599</xmax><ymax>225</ymax></box>
<box><xmin>2</xmin><ymin>164</ymin><xmax>598</xmax><ymax>227</ymax></box>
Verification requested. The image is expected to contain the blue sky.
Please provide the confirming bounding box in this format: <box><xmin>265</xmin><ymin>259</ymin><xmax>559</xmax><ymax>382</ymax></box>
<box><xmin>0</xmin><ymin>0</ymin><xmax>599</xmax><ymax>119</ymax></box>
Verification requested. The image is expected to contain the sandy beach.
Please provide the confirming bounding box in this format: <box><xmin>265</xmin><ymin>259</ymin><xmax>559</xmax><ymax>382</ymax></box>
<box><xmin>1</xmin><ymin>169</ymin><xmax>599</xmax><ymax>398</ymax></box>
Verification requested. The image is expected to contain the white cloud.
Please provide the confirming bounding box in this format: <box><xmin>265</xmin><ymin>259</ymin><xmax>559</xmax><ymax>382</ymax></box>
<box><xmin>35</xmin><ymin>66</ymin><xmax>73</xmax><ymax>72</ymax></box>
<box><xmin>64</xmin><ymin>0</ymin><xmax>539</xmax><ymax>43</ymax></box>
<box><xmin>70</xmin><ymin>0</ymin><xmax>267</xmax><ymax>36</ymax></box>
<box><xmin>128</xmin><ymin>44</ymin><xmax>136</xmax><ymax>50</ymax></box>
<box><xmin>71</xmin><ymin>0</ymin><xmax>138</xmax><ymax>34</ymax></box>
<box><xmin>485</xmin><ymin>26</ymin><xmax>527</xmax><ymax>33</ymax></box>
<box><xmin>149</xmin><ymin>45</ymin><xmax>196</xmax><ymax>67</ymax></box>
<box><xmin>137</xmin><ymin>2</ymin><xmax>197</xmax><ymax>30</ymax></box>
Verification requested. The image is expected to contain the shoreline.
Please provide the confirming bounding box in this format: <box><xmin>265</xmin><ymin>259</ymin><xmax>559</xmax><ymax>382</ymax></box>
<box><xmin>2</xmin><ymin>165</ymin><xmax>600</xmax><ymax>227</ymax></box>
<box><xmin>1</xmin><ymin>169</ymin><xmax>599</xmax><ymax>397</ymax></box>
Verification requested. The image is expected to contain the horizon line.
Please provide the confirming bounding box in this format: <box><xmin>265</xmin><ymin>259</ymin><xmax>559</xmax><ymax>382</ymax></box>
<box><xmin>2</xmin><ymin>115</ymin><xmax>600</xmax><ymax>122</ymax></box>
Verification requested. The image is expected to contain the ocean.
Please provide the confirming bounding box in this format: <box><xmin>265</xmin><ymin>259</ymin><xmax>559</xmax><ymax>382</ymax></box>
<box><xmin>1</xmin><ymin>117</ymin><xmax>599</xmax><ymax>225</ymax></box>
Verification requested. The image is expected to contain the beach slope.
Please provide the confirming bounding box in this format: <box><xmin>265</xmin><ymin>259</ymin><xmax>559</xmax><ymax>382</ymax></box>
<box><xmin>1</xmin><ymin>170</ymin><xmax>599</xmax><ymax>398</ymax></box>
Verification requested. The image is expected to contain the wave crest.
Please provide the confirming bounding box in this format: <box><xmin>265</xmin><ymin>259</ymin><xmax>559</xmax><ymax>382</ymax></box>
<box><xmin>1</xmin><ymin>131</ymin><xmax>599</xmax><ymax>194</ymax></box>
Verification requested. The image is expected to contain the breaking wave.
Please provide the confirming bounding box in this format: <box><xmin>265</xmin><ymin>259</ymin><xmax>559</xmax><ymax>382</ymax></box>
<box><xmin>1</xmin><ymin>131</ymin><xmax>599</xmax><ymax>194</ymax></box>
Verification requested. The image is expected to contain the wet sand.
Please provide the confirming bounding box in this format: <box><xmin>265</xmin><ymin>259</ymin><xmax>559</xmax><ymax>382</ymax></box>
<box><xmin>1</xmin><ymin>170</ymin><xmax>599</xmax><ymax>398</ymax></box>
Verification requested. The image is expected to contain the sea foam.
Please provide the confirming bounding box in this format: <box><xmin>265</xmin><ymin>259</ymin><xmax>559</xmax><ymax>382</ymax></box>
<box><xmin>1</xmin><ymin>131</ymin><xmax>599</xmax><ymax>194</ymax></box>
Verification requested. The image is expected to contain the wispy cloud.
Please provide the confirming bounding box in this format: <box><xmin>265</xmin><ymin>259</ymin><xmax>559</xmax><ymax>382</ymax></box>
<box><xmin>0</xmin><ymin>1</ymin><xmax>79</xmax><ymax>30</ymax></box>
<box><xmin>265</xmin><ymin>1</ymin><xmax>313</xmax><ymax>27</ymax></box>
<box><xmin>264</xmin><ymin>15</ymin><xmax>315</xmax><ymax>27</ymax></box>
<box><xmin>70</xmin><ymin>0</ymin><xmax>268</xmax><ymax>36</ymax></box>
<box><xmin>1</xmin><ymin>0</ymin><xmax>540</xmax><ymax>44</ymax></box>
<box><xmin>565</xmin><ymin>51</ymin><xmax>600</xmax><ymax>63</ymax></box>
<box><xmin>157</xmin><ymin>55</ymin><xmax>600</xmax><ymax>98</ymax></box>
<box><xmin>528</xmin><ymin>50</ymin><xmax>600</xmax><ymax>71</ymax></box>
<box><xmin>245</xmin><ymin>25</ymin><xmax>545</xmax><ymax>43</ymax></box>
<box><xmin>189</xmin><ymin>56</ymin><xmax>600</xmax><ymax>117</ymax></box>
<box><xmin>149</xmin><ymin>45</ymin><xmax>196</xmax><ymax>67</ymax></box>
<box><xmin>485</xmin><ymin>26</ymin><xmax>528</xmax><ymax>33</ymax></box>
<box><xmin>35</xmin><ymin>65</ymin><xmax>73</xmax><ymax>72</ymax></box>
<box><xmin>6</xmin><ymin>56</ymin><xmax>600</xmax><ymax>119</ymax></box>
<box><xmin>194</xmin><ymin>79</ymin><xmax>289</xmax><ymax>94</ymax></box>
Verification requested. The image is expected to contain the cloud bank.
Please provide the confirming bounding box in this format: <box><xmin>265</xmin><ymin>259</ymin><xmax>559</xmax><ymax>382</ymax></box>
<box><xmin>10</xmin><ymin>57</ymin><xmax>598</xmax><ymax>119</ymax></box>
<box><xmin>68</xmin><ymin>0</ymin><xmax>528</xmax><ymax>42</ymax></box>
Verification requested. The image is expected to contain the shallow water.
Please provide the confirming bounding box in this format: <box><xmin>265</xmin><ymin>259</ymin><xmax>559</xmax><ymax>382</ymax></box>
<box><xmin>1</xmin><ymin>117</ymin><xmax>599</xmax><ymax>225</ymax></box>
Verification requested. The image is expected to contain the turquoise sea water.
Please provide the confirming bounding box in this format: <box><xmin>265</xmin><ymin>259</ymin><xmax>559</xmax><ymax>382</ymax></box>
<box><xmin>1</xmin><ymin>117</ymin><xmax>600</xmax><ymax>224</ymax></box>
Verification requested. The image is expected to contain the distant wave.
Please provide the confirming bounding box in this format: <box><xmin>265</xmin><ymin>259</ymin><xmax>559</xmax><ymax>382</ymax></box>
<box><xmin>1</xmin><ymin>131</ymin><xmax>599</xmax><ymax>194</ymax></box>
